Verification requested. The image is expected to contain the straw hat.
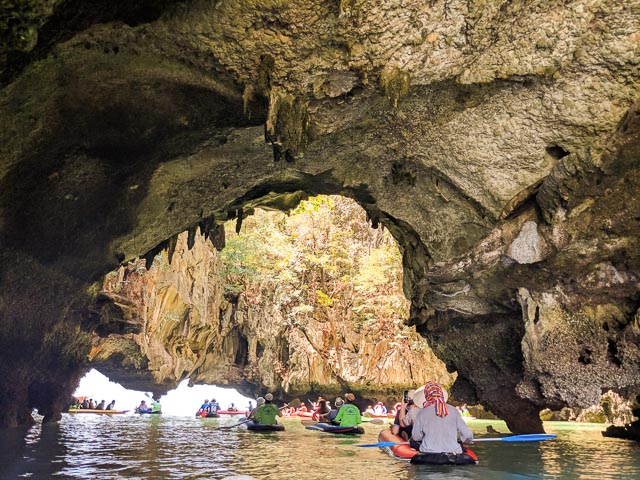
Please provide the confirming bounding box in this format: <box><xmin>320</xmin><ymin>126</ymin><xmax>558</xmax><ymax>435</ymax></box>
<box><xmin>411</xmin><ymin>384</ymin><xmax>448</xmax><ymax>407</ymax></box>
<box><xmin>265</xmin><ymin>393</ymin><xmax>273</xmax><ymax>401</ymax></box>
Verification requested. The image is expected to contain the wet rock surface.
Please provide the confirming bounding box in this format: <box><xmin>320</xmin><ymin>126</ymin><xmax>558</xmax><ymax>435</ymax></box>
<box><xmin>1</xmin><ymin>1</ymin><xmax>639</xmax><ymax>431</ymax></box>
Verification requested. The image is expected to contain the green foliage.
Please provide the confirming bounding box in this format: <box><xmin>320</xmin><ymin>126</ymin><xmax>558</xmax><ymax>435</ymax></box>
<box><xmin>219</xmin><ymin>195</ymin><xmax>412</xmax><ymax>345</ymax></box>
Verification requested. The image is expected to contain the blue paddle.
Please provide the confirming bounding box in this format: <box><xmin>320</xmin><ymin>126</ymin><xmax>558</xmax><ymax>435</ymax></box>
<box><xmin>354</xmin><ymin>434</ymin><xmax>557</xmax><ymax>447</ymax></box>
<box><xmin>474</xmin><ymin>434</ymin><xmax>557</xmax><ymax>442</ymax></box>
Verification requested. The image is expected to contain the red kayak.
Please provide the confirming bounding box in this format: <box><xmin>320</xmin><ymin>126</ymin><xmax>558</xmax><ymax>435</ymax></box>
<box><xmin>217</xmin><ymin>410</ymin><xmax>249</xmax><ymax>415</ymax></box>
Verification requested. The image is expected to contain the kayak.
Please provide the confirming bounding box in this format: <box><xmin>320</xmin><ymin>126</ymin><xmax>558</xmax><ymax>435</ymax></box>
<box><xmin>377</xmin><ymin>429</ymin><xmax>478</xmax><ymax>464</ymax></box>
<box><xmin>378</xmin><ymin>429</ymin><xmax>418</xmax><ymax>460</ymax></box>
<box><xmin>364</xmin><ymin>412</ymin><xmax>394</xmax><ymax>419</ymax></box>
<box><xmin>68</xmin><ymin>409</ymin><xmax>129</xmax><ymax>414</ymax></box>
<box><xmin>306</xmin><ymin>423</ymin><xmax>364</xmax><ymax>435</ymax></box>
<box><xmin>217</xmin><ymin>410</ymin><xmax>249</xmax><ymax>415</ymax></box>
<box><xmin>246</xmin><ymin>422</ymin><xmax>285</xmax><ymax>432</ymax></box>
<box><xmin>196</xmin><ymin>411</ymin><xmax>219</xmax><ymax>418</ymax></box>
<box><xmin>137</xmin><ymin>409</ymin><xmax>161</xmax><ymax>414</ymax></box>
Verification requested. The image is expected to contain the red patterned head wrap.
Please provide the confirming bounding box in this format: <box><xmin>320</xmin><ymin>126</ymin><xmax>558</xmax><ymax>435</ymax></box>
<box><xmin>423</xmin><ymin>381</ymin><xmax>448</xmax><ymax>417</ymax></box>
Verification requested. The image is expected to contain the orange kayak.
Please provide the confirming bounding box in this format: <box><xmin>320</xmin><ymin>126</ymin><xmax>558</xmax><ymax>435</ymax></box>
<box><xmin>68</xmin><ymin>409</ymin><xmax>129</xmax><ymax>414</ymax></box>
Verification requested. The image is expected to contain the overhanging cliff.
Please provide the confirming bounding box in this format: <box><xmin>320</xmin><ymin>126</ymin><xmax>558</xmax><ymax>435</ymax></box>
<box><xmin>0</xmin><ymin>1</ymin><xmax>639</xmax><ymax>432</ymax></box>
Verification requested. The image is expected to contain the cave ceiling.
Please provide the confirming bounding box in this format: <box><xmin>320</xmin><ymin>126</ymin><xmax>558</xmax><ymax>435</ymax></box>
<box><xmin>0</xmin><ymin>0</ymin><xmax>639</xmax><ymax>431</ymax></box>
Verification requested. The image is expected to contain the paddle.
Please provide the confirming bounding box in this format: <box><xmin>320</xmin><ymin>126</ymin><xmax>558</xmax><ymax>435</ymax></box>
<box><xmin>354</xmin><ymin>433</ymin><xmax>557</xmax><ymax>447</ymax></box>
<box><xmin>363</xmin><ymin>418</ymin><xmax>385</xmax><ymax>425</ymax></box>
<box><xmin>473</xmin><ymin>434</ymin><xmax>557</xmax><ymax>443</ymax></box>
<box><xmin>217</xmin><ymin>398</ymin><xmax>300</xmax><ymax>430</ymax></box>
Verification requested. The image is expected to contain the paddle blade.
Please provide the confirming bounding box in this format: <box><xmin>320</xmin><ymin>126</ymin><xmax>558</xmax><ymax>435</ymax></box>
<box><xmin>474</xmin><ymin>434</ymin><xmax>557</xmax><ymax>443</ymax></box>
<box><xmin>363</xmin><ymin>418</ymin><xmax>384</xmax><ymax>425</ymax></box>
<box><xmin>286</xmin><ymin>398</ymin><xmax>301</xmax><ymax>409</ymax></box>
<box><xmin>217</xmin><ymin>418</ymin><xmax>251</xmax><ymax>430</ymax></box>
<box><xmin>354</xmin><ymin>441</ymin><xmax>409</xmax><ymax>448</ymax></box>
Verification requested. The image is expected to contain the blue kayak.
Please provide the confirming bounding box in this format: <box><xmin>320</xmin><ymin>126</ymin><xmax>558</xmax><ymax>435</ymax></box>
<box><xmin>306</xmin><ymin>423</ymin><xmax>364</xmax><ymax>434</ymax></box>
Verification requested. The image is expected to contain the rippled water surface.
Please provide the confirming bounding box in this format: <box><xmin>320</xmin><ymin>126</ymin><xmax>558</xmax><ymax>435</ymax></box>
<box><xmin>2</xmin><ymin>416</ymin><xmax>639</xmax><ymax>479</ymax></box>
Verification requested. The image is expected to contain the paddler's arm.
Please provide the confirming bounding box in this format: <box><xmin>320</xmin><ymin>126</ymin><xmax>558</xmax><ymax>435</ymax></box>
<box><xmin>412</xmin><ymin>413</ymin><xmax>425</xmax><ymax>442</ymax></box>
<box><xmin>457</xmin><ymin>412</ymin><xmax>474</xmax><ymax>443</ymax></box>
<box><xmin>334</xmin><ymin>406</ymin><xmax>344</xmax><ymax>423</ymax></box>
<box><xmin>398</xmin><ymin>398</ymin><xmax>407</xmax><ymax>424</ymax></box>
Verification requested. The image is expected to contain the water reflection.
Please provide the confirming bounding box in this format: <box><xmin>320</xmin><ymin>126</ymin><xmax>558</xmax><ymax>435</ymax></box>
<box><xmin>2</xmin><ymin>416</ymin><xmax>639</xmax><ymax>479</ymax></box>
<box><xmin>0</xmin><ymin>416</ymin><xmax>69</xmax><ymax>479</ymax></box>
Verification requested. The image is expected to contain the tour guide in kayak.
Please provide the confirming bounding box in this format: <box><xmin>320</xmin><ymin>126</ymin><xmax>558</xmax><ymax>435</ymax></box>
<box><xmin>334</xmin><ymin>393</ymin><xmax>362</xmax><ymax>427</ymax></box>
<box><xmin>253</xmin><ymin>393</ymin><xmax>282</xmax><ymax>425</ymax></box>
<box><xmin>409</xmin><ymin>382</ymin><xmax>475</xmax><ymax>464</ymax></box>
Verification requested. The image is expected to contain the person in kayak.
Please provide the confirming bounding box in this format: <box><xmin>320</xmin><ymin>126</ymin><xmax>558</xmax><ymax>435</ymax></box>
<box><xmin>208</xmin><ymin>398</ymin><xmax>220</xmax><ymax>414</ymax></box>
<box><xmin>410</xmin><ymin>382</ymin><xmax>473</xmax><ymax>454</ymax></box>
<box><xmin>198</xmin><ymin>399</ymin><xmax>210</xmax><ymax>415</ymax></box>
<box><xmin>313</xmin><ymin>397</ymin><xmax>331</xmax><ymax>420</ymax></box>
<box><xmin>326</xmin><ymin>397</ymin><xmax>343</xmax><ymax>424</ymax></box>
<box><xmin>136</xmin><ymin>400</ymin><xmax>148</xmax><ymax>413</ymax></box>
<box><xmin>248</xmin><ymin>397</ymin><xmax>265</xmax><ymax>419</ymax></box>
<box><xmin>151</xmin><ymin>399</ymin><xmax>162</xmax><ymax>413</ymax></box>
<box><xmin>334</xmin><ymin>393</ymin><xmax>362</xmax><ymax>427</ymax></box>
<box><xmin>106</xmin><ymin>400</ymin><xmax>116</xmax><ymax>411</ymax></box>
<box><xmin>373</xmin><ymin>402</ymin><xmax>387</xmax><ymax>415</ymax></box>
<box><xmin>253</xmin><ymin>393</ymin><xmax>282</xmax><ymax>425</ymax></box>
<box><xmin>392</xmin><ymin>394</ymin><xmax>418</xmax><ymax>440</ymax></box>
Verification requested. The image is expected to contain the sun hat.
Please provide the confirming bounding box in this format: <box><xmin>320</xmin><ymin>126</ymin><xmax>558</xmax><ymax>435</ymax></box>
<box><xmin>265</xmin><ymin>393</ymin><xmax>273</xmax><ymax>401</ymax></box>
<box><xmin>335</xmin><ymin>397</ymin><xmax>344</xmax><ymax>406</ymax></box>
<box><xmin>344</xmin><ymin>393</ymin><xmax>356</xmax><ymax>402</ymax></box>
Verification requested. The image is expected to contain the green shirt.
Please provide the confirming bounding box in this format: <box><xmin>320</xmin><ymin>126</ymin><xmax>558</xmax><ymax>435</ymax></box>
<box><xmin>151</xmin><ymin>401</ymin><xmax>161</xmax><ymax>412</ymax></box>
<box><xmin>254</xmin><ymin>403</ymin><xmax>280</xmax><ymax>425</ymax></box>
<box><xmin>334</xmin><ymin>403</ymin><xmax>361</xmax><ymax>427</ymax></box>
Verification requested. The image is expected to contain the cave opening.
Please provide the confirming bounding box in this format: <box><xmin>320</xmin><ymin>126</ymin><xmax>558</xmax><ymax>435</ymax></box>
<box><xmin>89</xmin><ymin>194</ymin><xmax>451</xmax><ymax>406</ymax></box>
<box><xmin>72</xmin><ymin>369</ymin><xmax>253</xmax><ymax>416</ymax></box>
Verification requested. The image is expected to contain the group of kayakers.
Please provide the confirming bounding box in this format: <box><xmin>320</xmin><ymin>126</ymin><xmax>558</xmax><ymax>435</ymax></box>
<box><xmin>243</xmin><ymin>392</ymin><xmax>363</xmax><ymax>428</ymax></box>
<box><xmin>135</xmin><ymin>399</ymin><xmax>162</xmax><ymax>414</ymax></box>
<box><xmin>70</xmin><ymin>397</ymin><xmax>116</xmax><ymax>411</ymax></box>
<box><xmin>192</xmin><ymin>382</ymin><xmax>473</xmax><ymax>459</ymax></box>
<box><xmin>196</xmin><ymin>398</ymin><xmax>221</xmax><ymax>416</ymax></box>
<box><xmin>256</xmin><ymin>382</ymin><xmax>473</xmax><ymax>460</ymax></box>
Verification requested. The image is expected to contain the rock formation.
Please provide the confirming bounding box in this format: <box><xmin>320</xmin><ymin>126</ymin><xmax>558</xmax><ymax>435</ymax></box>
<box><xmin>89</xmin><ymin>219</ymin><xmax>453</xmax><ymax>404</ymax></box>
<box><xmin>1</xmin><ymin>1</ymin><xmax>639</xmax><ymax>434</ymax></box>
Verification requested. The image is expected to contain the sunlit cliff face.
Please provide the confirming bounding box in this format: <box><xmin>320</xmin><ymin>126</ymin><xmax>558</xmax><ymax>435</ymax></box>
<box><xmin>0</xmin><ymin>1</ymin><xmax>639</xmax><ymax>431</ymax></box>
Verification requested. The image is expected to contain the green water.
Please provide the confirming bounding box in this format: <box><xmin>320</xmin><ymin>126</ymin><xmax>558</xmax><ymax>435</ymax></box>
<box><xmin>1</xmin><ymin>416</ymin><xmax>639</xmax><ymax>479</ymax></box>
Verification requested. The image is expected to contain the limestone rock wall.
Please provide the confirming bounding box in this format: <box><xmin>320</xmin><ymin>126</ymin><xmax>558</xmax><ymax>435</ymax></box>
<box><xmin>0</xmin><ymin>0</ymin><xmax>639</xmax><ymax>430</ymax></box>
<box><xmin>90</xmin><ymin>231</ymin><xmax>452</xmax><ymax>401</ymax></box>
